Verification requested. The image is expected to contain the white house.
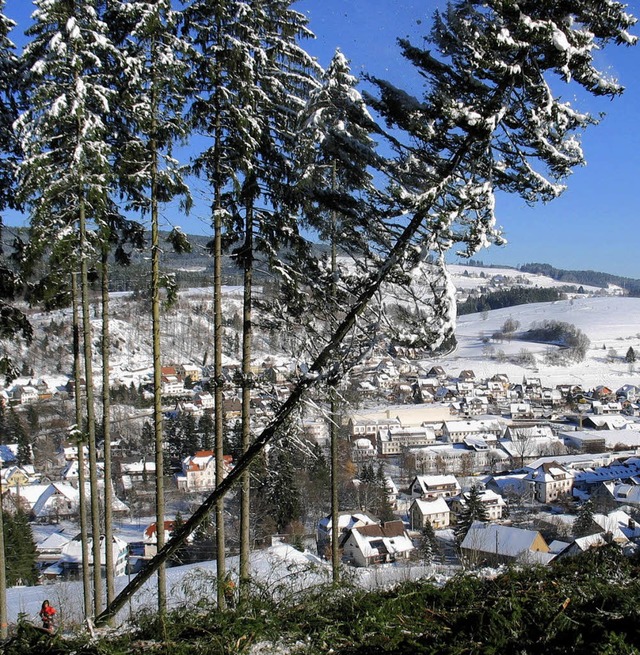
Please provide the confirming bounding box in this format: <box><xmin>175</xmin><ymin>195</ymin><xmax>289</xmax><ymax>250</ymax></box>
<box><xmin>316</xmin><ymin>511</ymin><xmax>379</xmax><ymax>558</ymax></box>
<box><xmin>409</xmin><ymin>474</ymin><xmax>461</xmax><ymax>500</ymax></box>
<box><xmin>13</xmin><ymin>385</ymin><xmax>39</xmax><ymax>405</ymax></box>
<box><xmin>408</xmin><ymin>496</ymin><xmax>451</xmax><ymax>530</ymax></box>
<box><xmin>194</xmin><ymin>391</ymin><xmax>214</xmax><ymax>410</ymax></box>
<box><xmin>43</xmin><ymin>533</ymin><xmax>128</xmax><ymax>580</ymax></box>
<box><xmin>340</xmin><ymin>520</ymin><xmax>414</xmax><ymax>567</ymax></box>
<box><xmin>524</xmin><ymin>462</ymin><xmax>575</xmax><ymax>503</ymax></box>
<box><xmin>175</xmin><ymin>450</ymin><xmax>233</xmax><ymax>492</ymax></box>
<box><xmin>31</xmin><ymin>482</ymin><xmax>80</xmax><ymax>521</ymax></box>
<box><xmin>442</xmin><ymin>419</ymin><xmax>504</xmax><ymax>443</ymax></box>
<box><xmin>378</xmin><ymin>425</ymin><xmax>437</xmax><ymax>456</ymax></box>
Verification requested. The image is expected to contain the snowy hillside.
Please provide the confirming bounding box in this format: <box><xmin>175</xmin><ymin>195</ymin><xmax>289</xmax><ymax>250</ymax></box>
<box><xmin>5</xmin><ymin>264</ymin><xmax>637</xmax><ymax>397</ymax></box>
<box><xmin>448</xmin><ymin>295</ymin><xmax>640</xmax><ymax>388</ymax></box>
<box><xmin>447</xmin><ymin>263</ymin><xmax>619</xmax><ymax>297</ymax></box>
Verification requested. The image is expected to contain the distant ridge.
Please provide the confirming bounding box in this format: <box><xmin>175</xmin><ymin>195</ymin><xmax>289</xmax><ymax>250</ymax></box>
<box><xmin>519</xmin><ymin>262</ymin><xmax>640</xmax><ymax>296</ymax></box>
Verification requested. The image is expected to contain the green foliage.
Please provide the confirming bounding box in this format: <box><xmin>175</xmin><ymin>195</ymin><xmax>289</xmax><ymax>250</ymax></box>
<box><xmin>454</xmin><ymin>485</ymin><xmax>489</xmax><ymax>543</ymax></box>
<box><xmin>419</xmin><ymin>521</ymin><xmax>439</xmax><ymax>563</ymax></box>
<box><xmin>520</xmin><ymin>320</ymin><xmax>590</xmax><ymax>362</ymax></box>
<box><xmin>4</xmin><ymin>510</ymin><xmax>38</xmax><ymax>586</ymax></box>
<box><xmin>625</xmin><ymin>347</ymin><xmax>636</xmax><ymax>363</ymax></box>
<box><xmin>458</xmin><ymin>287</ymin><xmax>565</xmax><ymax>315</ymax></box>
<box><xmin>9</xmin><ymin>546</ymin><xmax>640</xmax><ymax>654</ymax></box>
<box><xmin>574</xmin><ymin>499</ymin><xmax>597</xmax><ymax>538</ymax></box>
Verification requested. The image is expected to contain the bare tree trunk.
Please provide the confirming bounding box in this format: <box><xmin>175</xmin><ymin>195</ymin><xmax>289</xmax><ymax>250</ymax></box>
<box><xmin>213</xmin><ymin>191</ymin><xmax>226</xmax><ymax>607</ymax></box>
<box><xmin>73</xmin><ymin>272</ymin><xmax>92</xmax><ymax>618</ymax></box>
<box><xmin>329</xmin><ymin>169</ymin><xmax>340</xmax><ymax>583</ymax></box>
<box><xmin>150</xmin><ymin>134</ymin><xmax>167</xmax><ymax>617</ymax></box>
<box><xmin>79</xmin><ymin>195</ymin><xmax>102</xmax><ymax>617</ymax></box>
<box><xmin>239</xmin><ymin>202</ymin><xmax>253</xmax><ymax>595</ymax></box>
<box><xmin>101</xmin><ymin>242</ymin><xmax>115</xmax><ymax>615</ymax></box>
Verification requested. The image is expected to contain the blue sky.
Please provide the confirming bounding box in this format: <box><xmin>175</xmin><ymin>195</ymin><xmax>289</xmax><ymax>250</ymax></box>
<box><xmin>4</xmin><ymin>1</ymin><xmax>640</xmax><ymax>278</ymax></box>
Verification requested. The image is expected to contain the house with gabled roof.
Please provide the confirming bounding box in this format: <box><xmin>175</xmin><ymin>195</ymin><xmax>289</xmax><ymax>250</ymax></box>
<box><xmin>13</xmin><ymin>384</ymin><xmax>38</xmax><ymax>405</ymax></box>
<box><xmin>427</xmin><ymin>366</ymin><xmax>447</xmax><ymax>380</ymax></box>
<box><xmin>442</xmin><ymin>418</ymin><xmax>504</xmax><ymax>443</ymax></box>
<box><xmin>43</xmin><ymin>533</ymin><xmax>128</xmax><ymax>580</ymax></box>
<box><xmin>340</xmin><ymin>519</ymin><xmax>414</xmax><ymax>567</ymax></box>
<box><xmin>316</xmin><ymin>511</ymin><xmax>379</xmax><ymax>558</ymax></box>
<box><xmin>409</xmin><ymin>474</ymin><xmax>461</xmax><ymax>500</ymax></box>
<box><xmin>0</xmin><ymin>465</ymin><xmax>34</xmax><ymax>488</ymax></box>
<box><xmin>524</xmin><ymin>462</ymin><xmax>574</xmax><ymax>503</ymax></box>
<box><xmin>460</xmin><ymin>521</ymin><xmax>552</xmax><ymax>566</ymax></box>
<box><xmin>175</xmin><ymin>450</ymin><xmax>233</xmax><ymax>492</ymax></box>
<box><xmin>408</xmin><ymin>496</ymin><xmax>450</xmax><ymax>530</ymax></box>
<box><xmin>31</xmin><ymin>482</ymin><xmax>80</xmax><ymax>521</ymax></box>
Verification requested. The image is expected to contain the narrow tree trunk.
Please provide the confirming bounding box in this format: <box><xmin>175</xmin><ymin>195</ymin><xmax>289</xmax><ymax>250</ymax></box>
<box><xmin>101</xmin><ymin>242</ymin><xmax>115</xmax><ymax>614</ymax></box>
<box><xmin>79</xmin><ymin>195</ymin><xmax>102</xmax><ymax>616</ymax></box>
<box><xmin>213</xmin><ymin>193</ymin><xmax>226</xmax><ymax>606</ymax></box>
<box><xmin>239</xmin><ymin>202</ymin><xmax>253</xmax><ymax>594</ymax></box>
<box><xmin>150</xmin><ymin>134</ymin><xmax>167</xmax><ymax>616</ymax></box>
<box><xmin>73</xmin><ymin>272</ymin><xmax>92</xmax><ymax>618</ymax></box>
<box><xmin>330</xmin><ymin>389</ymin><xmax>339</xmax><ymax>582</ymax></box>
<box><xmin>211</xmin><ymin>45</ymin><xmax>226</xmax><ymax>605</ymax></box>
<box><xmin>329</xmin><ymin>163</ymin><xmax>340</xmax><ymax>583</ymax></box>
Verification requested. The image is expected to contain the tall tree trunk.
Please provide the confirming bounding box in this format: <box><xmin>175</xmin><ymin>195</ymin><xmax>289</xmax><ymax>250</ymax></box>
<box><xmin>210</xmin><ymin>45</ymin><xmax>226</xmax><ymax>605</ymax></box>
<box><xmin>213</xmin><ymin>190</ymin><xmax>226</xmax><ymax>606</ymax></box>
<box><xmin>150</xmin><ymin>134</ymin><xmax>167</xmax><ymax>617</ymax></box>
<box><xmin>101</xmin><ymin>242</ymin><xmax>115</xmax><ymax>614</ymax></box>
<box><xmin>329</xmin><ymin>164</ymin><xmax>340</xmax><ymax>584</ymax></box>
<box><xmin>79</xmin><ymin>195</ymin><xmax>102</xmax><ymax>616</ymax></box>
<box><xmin>239</xmin><ymin>202</ymin><xmax>253</xmax><ymax>594</ymax></box>
<box><xmin>73</xmin><ymin>272</ymin><xmax>92</xmax><ymax>618</ymax></box>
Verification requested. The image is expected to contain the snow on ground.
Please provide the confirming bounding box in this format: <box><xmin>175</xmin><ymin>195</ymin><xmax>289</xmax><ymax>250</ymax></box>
<box><xmin>445</xmin><ymin>296</ymin><xmax>640</xmax><ymax>389</ymax></box>
<box><xmin>447</xmin><ymin>263</ymin><xmax>614</xmax><ymax>295</ymax></box>
<box><xmin>6</xmin><ymin>544</ymin><xmax>455</xmax><ymax>631</ymax></box>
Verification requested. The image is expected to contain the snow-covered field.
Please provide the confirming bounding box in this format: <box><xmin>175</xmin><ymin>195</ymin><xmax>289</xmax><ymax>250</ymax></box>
<box><xmin>449</xmin><ymin>295</ymin><xmax>640</xmax><ymax>389</ymax></box>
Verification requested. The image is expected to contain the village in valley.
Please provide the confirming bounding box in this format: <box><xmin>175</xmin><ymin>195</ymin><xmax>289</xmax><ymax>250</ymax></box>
<box><xmin>3</xmin><ymin>265</ymin><xmax>640</xmax><ymax>608</ymax></box>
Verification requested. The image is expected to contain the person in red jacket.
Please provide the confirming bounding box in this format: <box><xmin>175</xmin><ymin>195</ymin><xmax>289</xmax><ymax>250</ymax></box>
<box><xmin>39</xmin><ymin>599</ymin><xmax>56</xmax><ymax>634</ymax></box>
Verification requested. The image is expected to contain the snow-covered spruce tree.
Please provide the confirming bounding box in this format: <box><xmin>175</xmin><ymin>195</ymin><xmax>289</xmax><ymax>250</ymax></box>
<box><xmin>230</xmin><ymin>0</ymin><xmax>320</xmax><ymax>596</ymax></box>
<box><xmin>96</xmin><ymin>0</ymin><xmax>636</xmax><ymax>624</ymax></box>
<box><xmin>109</xmin><ymin>0</ymin><xmax>191</xmax><ymax>619</ymax></box>
<box><xmin>185</xmin><ymin>0</ymin><xmax>255</xmax><ymax>603</ymax></box>
<box><xmin>454</xmin><ymin>485</ymin><xmax>489</xmax><ymax>543</ymax></box>
<box><xmin>574</xmin><ymin>499</ymin><xmax>597</xmax><ymax>538</ymax></box>
<box><xmin>0</xmin><ymin>6</ymin><xmax>21</xmax><ymax>635</ymax></box>
<box><xmin>186</xmin><ymin>0</ymin><xmax>320</xmax><ymax>597</ymax></box>
<box><xmin>15</xmin><ymin>0</ymin><xmax>125</xmax><ymax>618</ymax></box>
<box><xmin>296</xmin><ymin>48</ymin><xmax>387</xmax><ymax>582</ymax></box>
<box><xmin>0</xmin><ymin>4</ymin><xmax>29</xmax><ymax>388</ymax></box>
<box><xmin>364</xmin><ymin>0</ymin><xmax>636</xmax><ymax>351</ymax></box>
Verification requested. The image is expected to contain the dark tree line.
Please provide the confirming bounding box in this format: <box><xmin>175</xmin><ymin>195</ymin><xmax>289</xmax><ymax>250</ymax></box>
<box><xmin>521</xmin><ymin>262</ymin><xmax>640</xmax><ymax>296</ymax></box>
<box><xmin>458</xmin><ymin>287</ymin><xmax>565</xmax><ymax>315</ymax></box>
